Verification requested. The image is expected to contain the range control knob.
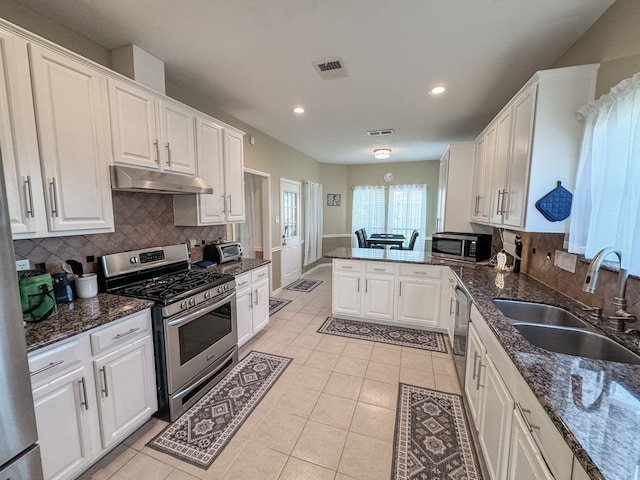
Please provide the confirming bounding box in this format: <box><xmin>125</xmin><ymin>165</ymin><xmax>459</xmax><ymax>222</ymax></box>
<box><xmin>129</xmin><ymin>256</ymin><xmax>138</xmax><ymax>264</ymax></box>
<box><xmin>204</xmin><ymin>291</ymin><xmax>211</xmax><ymax>300</ymax></box>
<box><xmin>188</xmin><ymin>298</ymin><xmax>196</xmax><ymax>307</ymax></box>
<box><xmin>217</xmin><ymin>286</ymin><xmax>223</xmax><ymax>294</ymax></box>
<box><xmin>180</xmin><ymin>301</ymin><xmax>188</xmax><ymax>310</ymax></box>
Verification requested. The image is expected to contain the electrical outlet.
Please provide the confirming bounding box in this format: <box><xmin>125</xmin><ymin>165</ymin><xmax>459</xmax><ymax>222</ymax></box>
<box><xmin>188</xmin><ymin>238</ymin><xmax>197</xmax><ymax>248</ymax></box>
<box><xmin>15</xmin><ymin>259</ymin><xmax>30</xmax><ymax>271</ymax></box>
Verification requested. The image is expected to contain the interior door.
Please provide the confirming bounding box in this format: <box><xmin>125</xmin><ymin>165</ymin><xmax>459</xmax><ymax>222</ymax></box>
<box><xmin>280</xmin><ymin>178</ymin><xmax>301</xmax><ymax>288</ymax></box>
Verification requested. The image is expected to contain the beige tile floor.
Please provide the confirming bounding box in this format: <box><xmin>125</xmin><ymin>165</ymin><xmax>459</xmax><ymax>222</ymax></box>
<box><xmin>79</xmin><ymin>266</ymin><xmax>461</xmax><ymax>480</ymax></box>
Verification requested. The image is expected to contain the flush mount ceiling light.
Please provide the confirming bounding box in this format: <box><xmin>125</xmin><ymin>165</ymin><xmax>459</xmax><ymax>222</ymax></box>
<box><xmin>293</xmin><ymin>106</ymin><xmax>305</xmax><ymax>114</ymax></box>
<box><xmin>428</xmin><ymin>85</ymin><xmax>446</xmax><ymax>96</ymax></box>
<box><xmin>374</xmin><ymin>148</ymin><xmax>392</xmax><ymax>159</ymax></box>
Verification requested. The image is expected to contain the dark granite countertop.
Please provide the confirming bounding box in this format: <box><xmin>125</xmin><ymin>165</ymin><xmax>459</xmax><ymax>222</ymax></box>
<box><xmin>24</xmin><ymin>294</ymin><xmax>153</xmax><ymax>353</ymax></box>
<box><xmin>325</xmin><ymin>247</ymin><xmax>437</xmax><ymax>264</ymax></box>
<box><xmin>199</xmin><ymin>258</ymin><xmax>271</xmax><ymax>276</ymax></box>
<box><xmin>327</xmin><ymin>249</ymin><xmax>640</xmax><ymax>480</ymax></box>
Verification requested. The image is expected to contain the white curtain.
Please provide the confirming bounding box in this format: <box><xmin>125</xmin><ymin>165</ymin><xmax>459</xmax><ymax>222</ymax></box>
<box><xmin>237</xmin><ymin>172</ymin><xmax>256</xmax><ymax>258</ymax></box>
<box><xmin>569</xmin><ymin>72</ymin><xmax>640</xmax><ymax>275</ymax></box>
<box><xmin>303</xmin><ymin>180</ymin><xmax>323</xmax><ymax>266</ymax></box>
<box><xmin>351</xmin><ymin>186</ymin><xmax>385</xmax><ymax>246</ymax></box>
<box><xmin>387</xmin><ymin>184</ymin><xmax>427</xmax><ymax>249</ymax></box>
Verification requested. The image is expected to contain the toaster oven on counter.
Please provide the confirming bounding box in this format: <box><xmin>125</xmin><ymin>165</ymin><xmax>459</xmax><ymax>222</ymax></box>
<box><xmin>203</xmin><ymin>241</ymin><xmax>243</xmax><ymax>264</ymax></box>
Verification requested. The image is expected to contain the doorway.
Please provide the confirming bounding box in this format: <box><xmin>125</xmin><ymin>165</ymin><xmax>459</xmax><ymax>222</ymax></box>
<box><xmin>235</xmin><ymin>169</ymin><xmax>271</xmax><ymax>263</ymax></box>
<box><xmin>280</xmin><ymin>178</ymin><xmax>301</xmax><ymax>288</ymax></box>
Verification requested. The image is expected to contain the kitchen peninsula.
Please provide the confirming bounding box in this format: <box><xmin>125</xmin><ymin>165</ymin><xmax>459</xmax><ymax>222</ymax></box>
<box><xmin>325</xmin><ymin>247</ymin><xmax>640</xmax><ymax>480</ymax></box>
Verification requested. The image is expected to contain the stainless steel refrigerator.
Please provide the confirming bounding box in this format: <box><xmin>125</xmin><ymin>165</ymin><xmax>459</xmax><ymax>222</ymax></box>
<box><xmin>0</xmin><ymin>158</ymin><xmax>44</xmax><ymax>478</ymax></box>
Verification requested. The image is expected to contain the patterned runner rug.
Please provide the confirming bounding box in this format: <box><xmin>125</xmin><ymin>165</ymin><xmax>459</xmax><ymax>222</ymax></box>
<box><xmin>269</xmin><ymin>297</ymin><xmax>291</xmax><ymax>316</ymax></box>
<box><xmin>147</xmin><ymin>351</ymin><xmax>291</xmax><ymax>469</ymax></box>
<box><xmin>284</xmin><ymin>278</ymin><xmax>323</xmax><ymax>292</ymax></box>
<box><xmin>318</xmin><ymin>317</ymin><xmax>447</xmax><ymax>353</ymax></box>
<box><xmin>393</xmin><ymin>384</ymin><xmax>482</xmax><ymax>479</ymax></box>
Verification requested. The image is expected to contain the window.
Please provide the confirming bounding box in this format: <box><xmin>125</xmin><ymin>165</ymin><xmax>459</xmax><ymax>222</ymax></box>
<box><xmin>568</xmin><ymin>72</ymin><xmax>640</xmax><ymax>275</ymax></box>
<box><xmin>352</xmin><ymin>184</ymin><xmax>427</xmax><ymax>248</ymax></box>
<box><xmin>352</xmin><ymin>186</ymin><xmax>385</xmax><ymax>245</ymax></box>
<box><xmin>387</xmin><ymin>184</ymin><xmax>427</xmax><ymax>245</ymax></box>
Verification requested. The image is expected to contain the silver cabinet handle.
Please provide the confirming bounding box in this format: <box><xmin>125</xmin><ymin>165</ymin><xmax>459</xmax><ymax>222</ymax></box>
<box><xmin>254</xmin><ymin>289</ymin><xmax>259</xmax><ymax>305</ymax></box>
<box><xmin>249</xmin><ymin>291</ymin><xmax>253</xmax><ymax>308</ymax></box>
<box><xmin>258</xmin><ymin>272</ymin><xmax>267</xmax><ymax>278</ymax></box>
<box><xmin>30</xmin><ymin>360</ymin><xmax>64</xmax><ymax>376</ymax></box>
<box><xmin>472</xmin><ymin>351</ymin><xmax>480</xmax><ymax>380</ymax></box>
<box><xmin>238</xmin><ymin>280</ymin><xmax>249</xmax><ymax>287</ymax></box>
<box><xmin>475</xmin><ymin>195</ymin><xmax>481</xmax><ymax>215</ymax></box>
<box><xmin>228</xmin><ymin>194</ymin><xmax>232</xmax><ymax>213</ymax></box>
<box><xmin>399</xmin><ymin>282</ymin><xmax>402</xmax><ymax>296</ymax></box>
<box><xmin>165</xmin><ymin>142</ymin><xmax>171</xmax><ymax>166</ymax></box>
<box><xmin>79</xmin><ymin>376</ymin><xmax>89</xmax><ymax>410</ymax></box>
<box><xmin>449</xmin><ymin>298</ymin><xmax>455</xmax><ymax>316</ymax></box>
<box><xmin>501</xmin><ymin>191</ymin><xmax>509</xmax><ymax>214</ymax></box>
<box><xmin>221</xmin><ymin>195</ymin><xmax>227</xmax><ymax>213</ymax></box>
<box><xmin>365</xmin><ymin>279</ymin><xmax>368</xmax><ymax>293</ymax></box>
<box><xmin>516</xmin><ymin>402</ymin><xmax>540</xmax><ymax>431</ymax></box>
<box><xmin>413</xmin><ymin>271</ymin><xmax>426</xmax><ymax>275</ymax></box>
<box><xmin>154</xmin><ymin>140</ymin><xmax>160</xmax><ymax>163</ymax></box>
<box><xmin>113</xmin><ymin>327</ymin><xmax>140</xmax><ymax>340</ymax></box>
<box><xmin>373</xmin><ymin>268</ymin><xmax>385</xmax><ymax>272</ymax></box>
<box><xmin>357</xmin><ymin>278</ymin><xmax>360</xmax><ymax>293</ymax></box>
<box><xmin>49</xmin><ymin>178</ymin><xmax>59</xmax><ymax>217</ymax></box>
<box><xmin>100</xmin><ymin>366</ymin><xmax>109</xmax><ymax>397</ymax></box>
<box><xmin>24</xmin><ymin>176</ymin><xmax>34</xmax><ymax>218</ymax></box>
<box><xmin>476</xmin><ymin>362</ymin><xmax>485</xmax><ymax>390</ymax></box>
<box><xmin>495</xmin><ymin>190</ymin><xmax>503</xmax><ymax>215</ymax></box>
<box><xmin>342</xmin><ymin>266</ymin><xmax>353</xmax><ymax>269</ymax></box>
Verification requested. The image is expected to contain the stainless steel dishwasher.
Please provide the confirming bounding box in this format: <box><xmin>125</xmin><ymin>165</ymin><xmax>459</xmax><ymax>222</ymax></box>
<box><xmin>453</xmin><ymin>285</ymin><xmax>472</xmax><ymax>388</ymax></box>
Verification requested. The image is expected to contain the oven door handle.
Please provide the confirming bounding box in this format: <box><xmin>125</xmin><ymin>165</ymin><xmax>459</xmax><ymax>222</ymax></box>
<box><xmin>167</xmin><ymin>290</ymin><xmax>235</xmax><ymax>327</ymax></box>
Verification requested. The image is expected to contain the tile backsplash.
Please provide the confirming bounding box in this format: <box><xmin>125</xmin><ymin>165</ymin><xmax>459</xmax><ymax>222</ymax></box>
<box><xmin>13</xmin><ymin>191</ymin><xmax>226</xmax><ymax>274</ymax></box>
<box><xmin>518</xmin><ymin>232</ymin><xmax>640</xmax><ymax>320</ymax></box>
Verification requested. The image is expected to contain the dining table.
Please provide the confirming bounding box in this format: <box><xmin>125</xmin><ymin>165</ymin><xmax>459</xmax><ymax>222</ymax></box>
<box><xmin>366</xmin><ymin>233</ymin><xmax>405</xmax><ymax>248</ymax></box>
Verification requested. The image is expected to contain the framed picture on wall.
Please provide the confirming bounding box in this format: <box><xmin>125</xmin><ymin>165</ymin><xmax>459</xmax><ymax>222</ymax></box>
<box><xmin>327</xmin><ymin>194</ymin><xmax>341</xmax><ymax>206</ymax></box>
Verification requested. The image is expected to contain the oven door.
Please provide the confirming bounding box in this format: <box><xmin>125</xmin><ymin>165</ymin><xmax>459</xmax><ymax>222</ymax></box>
<box><xmin>164</xmin><ymin>290</ymin><xmax>237</xmax><ymax>393</ymax></box>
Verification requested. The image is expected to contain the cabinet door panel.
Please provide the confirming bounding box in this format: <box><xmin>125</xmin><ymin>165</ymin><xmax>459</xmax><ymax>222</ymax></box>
<box><xmin>94</xmin><ymin>336</ymin><xmax>157</xmax><ymax>449</ymax></box>
<box><xmin>396</xmin><ymin>279</ymin><xmax>440</xmax><ymax>327</ymax></box>
<box><xmin>363</xmin><ymin>275</ymin><xmax>394</xmax><ymax>320</ymax></box>
<box><xmin>160</xmin><ymin>100</ymin><xmax>196</xmax><ymax>174</ymax></box>
<box><xmin>197</xmin><ymin>117</ymin><xmax>225</xmax><ymax>223</ymax></box>
<box><xmin>507</xmin><ymin>410</ymin><xmax>554</xmax><ymax>480</ymax></box>
<box><xmin>332</xmin><ymin>273</ymin><xmax>362</xmax><ymax>316</ymax></box>
<box><xmin>33</xmin><ymin>366</ymin><xmax>94</xmax><ymax>480</ymax></box>
<box><xmin>108</xmin><ymin>79</ymin><xmax>159</xmax><ymax>169</ymax></box>
<box><xmin>0</xmin><ymin>30</ymin><xmax>44</xmax><ymax>236</ymax></box>
<box><xmin>224</xmin><ymin>129</ymin><xmax>245</xmax><ymax>221</ymax></box>
<box><xmin>504</xmin><ymin>85</ymin><xmax>536</xmax><ymax>228</ymax></box>
<box><xmin>29</xmin><ymin>44</ymin><xmax>113</xmax><ymax>233</ymax></box>
<box><xmin>236</xmin><ymin>288</ymin><xmax>253</xmax><ymax>347</ymax></box>
<box><xmin>464</xmin><ymin>322</ymin><xmax>484</xmax><ymax>426</ymax></box>
<box><xmin>479</xmin><ymin>354</ymin><xmax>514</xmax><ymax>480</ymax></box>
<box><xmin>253</xmin><ymin>279</ymin><xmax>270</xmax><ymax>333</ymax></box>
<box><xmin>489</xmin><ymin>109</ymin><xmax>512</xmax><ymax>224</ymax></box>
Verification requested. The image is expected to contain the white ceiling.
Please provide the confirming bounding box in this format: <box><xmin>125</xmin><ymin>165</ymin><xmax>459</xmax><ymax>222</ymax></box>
<box><xmin>14</xmin><ymin>0</ymin><xmax>614</xmax><ymax>164</ymax></box>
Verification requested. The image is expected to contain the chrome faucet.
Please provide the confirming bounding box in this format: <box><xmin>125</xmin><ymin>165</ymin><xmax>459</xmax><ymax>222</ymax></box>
<box><xmin>583</xmin><ymin>247</ymin><xmax>636</xmax><ymax>331</ymax></box>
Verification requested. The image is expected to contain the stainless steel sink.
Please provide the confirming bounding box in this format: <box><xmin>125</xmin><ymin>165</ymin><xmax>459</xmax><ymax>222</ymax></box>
<box><xmin>513</xmin><ymin>323</ymin><xmax>640</xmax><ymax>365</ymax></box>
<box><xmin>493</xmin><ymin>299</ymin><xmax>588</xmax><ymax>328</ymax></box>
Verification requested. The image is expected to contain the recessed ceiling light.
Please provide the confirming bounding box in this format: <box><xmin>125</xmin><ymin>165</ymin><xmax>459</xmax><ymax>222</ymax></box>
<box><xmin>293</xmin><ymin>106</ymin><xmax>305</xmax><ymax>114</ymax></box>
<box><xmin>428</xmin><ymin>86</ymin><xmax>446</xmax><ymax>96</ymax></box>
<box><xmin>374</xmin><ymin>148</ymin><xmax>391</xmax><ymax>160</ymax></box>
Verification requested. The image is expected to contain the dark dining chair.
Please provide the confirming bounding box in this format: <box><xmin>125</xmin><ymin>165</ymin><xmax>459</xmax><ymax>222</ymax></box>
<box><xmin>391</xmin><ymin>230</ymin><xmax>419</xmax><ymax>250</ymax></box>
<box><xmin>355</xmin><ymin>229</ymin><xmax>367</xmax><ymax>248</ymax></box>
<box><xmin>361</xmin><ymin>228</ymin><xmax>384</xmax><ymax>249</ymax></box>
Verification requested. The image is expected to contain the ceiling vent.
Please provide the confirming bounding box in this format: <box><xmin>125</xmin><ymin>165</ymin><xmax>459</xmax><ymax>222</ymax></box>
<box><xmin>313</xmin><ymin>58</ymin><xmax>348</xmax><ymax>80</ymax></box>
<box><xmin>366</xmin><ymin>129</ymin><xmax>395</xmax><ymax>137</ymax></box>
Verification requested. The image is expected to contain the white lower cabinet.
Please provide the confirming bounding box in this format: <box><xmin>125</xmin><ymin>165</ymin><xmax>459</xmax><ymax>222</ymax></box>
<box><xmin>507</xmin><ymin>408</ymin><xmax>554</xmax><ymax>480</ymax></box>
<box><xmin>332</xmin><ymin>260</ymin><xmax>446</xmax><ymax>329</ymax></box>
<box><xmin>466</xmin><ymin>305</ymin><xmax>575</xmax><ymax>480</ymax></box>
<box><xmin>28</xmin><ymin>309</ymin><xmax>156</xmax><ymax>480</ymax></box>
<box><xmin>235</xmin><ymin>266</ymin><xmax>270</xmax><ymax>347</ymax></box>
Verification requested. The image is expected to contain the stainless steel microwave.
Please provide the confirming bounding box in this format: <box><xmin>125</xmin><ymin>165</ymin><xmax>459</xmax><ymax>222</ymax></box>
<box><xmin>431</xmin><ymin>232</ymin><xmax>492</xmax><ymax>262</ymax></box>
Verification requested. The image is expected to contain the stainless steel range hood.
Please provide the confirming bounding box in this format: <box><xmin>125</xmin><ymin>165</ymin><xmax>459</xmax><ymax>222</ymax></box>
<box><xmin>109</xmin><ymin>165</ymin><xmax>213</xmax><ymax>195</ymax></box>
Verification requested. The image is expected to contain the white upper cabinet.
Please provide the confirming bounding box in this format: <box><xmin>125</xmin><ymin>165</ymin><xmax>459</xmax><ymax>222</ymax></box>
<box><xmin>28</xmin><ymin>43</ymin><xmax>114</xmax><ymax>235</ymax></box>
<box><xmin>108</xmin><ymin>78</ymin><xmax>197</xmax><ymax>175</ymax></box>
<box><xmin>0</xmin><ymin>28</ymin><xmax>46</xmax><ymax>237</ymax></box>
<box><xmin>173</xmin><ymin>116</ymin><xmax>245</xmax><ymax>225</ymax></box>
<box><xmin>471</xmin><ymin>64</ymin><xmax>599</xmax><ymax>232</ymax></box>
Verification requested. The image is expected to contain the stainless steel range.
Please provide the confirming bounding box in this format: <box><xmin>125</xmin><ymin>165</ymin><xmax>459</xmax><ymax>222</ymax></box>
<box><xmin>101</xmin><ymin>244</ymin><xmax>238</xmax><ymax>421</ymax></box>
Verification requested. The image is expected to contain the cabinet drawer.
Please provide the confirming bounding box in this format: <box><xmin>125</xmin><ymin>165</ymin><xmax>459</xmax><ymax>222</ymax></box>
<box><xmin>235</xmin><ymin>272</ymin><xmax>251</xmax><ymax>291</ymax></box>
<box><xmin>514</xmin><ymin>376</ymin><xmax>573</xmax><ymax>480</ymax></box>
<box><xmin>28</xmin><ymin>337</ymin><xmax>85</xmax><ymax>385</ymax></box>
<box><xmin>251</xmin><ymin>266</ymin><xmax>269</xmax><ymax>283</ymax></box>
<box><xmin>364</xmin><ymin>262</ymin><xmax>395</xmax><ymax>275</ymax></box>
<box><xmin>90</xmin><ymin>310</ymin><xmax>151</xmax><ymax>355</ymax></box>
<box><xmin>334</xmin><ymin>260</ymin><xmax>362</xmax><ymax>273</ymax></box>
<box><xmin>398</xmin><ymin>264</ymin><xmax>442</xmax><ymax>279</ymax></box>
